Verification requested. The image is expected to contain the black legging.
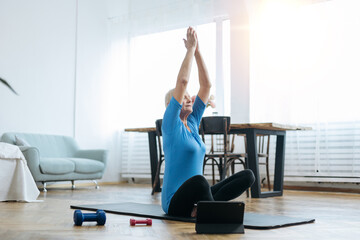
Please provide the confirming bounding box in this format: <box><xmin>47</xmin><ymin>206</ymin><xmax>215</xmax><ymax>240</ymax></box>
<box><xmin>168</xmin><ymin>169</ymin><xmax>255</xmax><ymax>217</ymax></box>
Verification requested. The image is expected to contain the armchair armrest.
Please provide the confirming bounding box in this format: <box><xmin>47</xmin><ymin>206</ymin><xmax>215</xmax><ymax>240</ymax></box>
<box><xmin>74</xmin><ymin>149</ymin><xmax>108</xmax><ymax>164</ymax></box>
<box><xmin>19</xmin><ymin>146</ymin><xmax>42</xmax><ymax>180</ymax></box>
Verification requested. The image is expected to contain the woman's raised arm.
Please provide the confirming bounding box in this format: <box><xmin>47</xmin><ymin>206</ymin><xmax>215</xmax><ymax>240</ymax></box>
<box><xmin>194</xmin><ymin>32</ymin><xmax>211</xmax><ymax>104</ymax></box>
<box><xmin>173</xmin><ymin>27</ymin><xmax>197</xmax><ymax>104</ymax></box>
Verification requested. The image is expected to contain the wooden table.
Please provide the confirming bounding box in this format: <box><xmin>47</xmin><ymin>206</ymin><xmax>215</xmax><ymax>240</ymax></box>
<box><xmin>125</xmin><ymin>123</ymin><xmax>310</xmax><ymax>198</ymax></box>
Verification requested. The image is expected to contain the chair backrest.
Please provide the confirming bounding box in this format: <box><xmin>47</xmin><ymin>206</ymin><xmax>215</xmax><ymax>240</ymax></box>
<box><xmin>200</xmin><ymin>116</ymin><xmax>231</xmax><ymax>154</ymax></box>
<box><xmin>258</xmin><ymin>134</ymin><xmax>270</xmax><ymax>155</ymax></box>
<box><xmin>244</xmin><ymin>134</ymin><xmax>270</xmax><ymax>156</ymax></box>
<box><xmin>155</xmin><ymin>119</ymin><xmax>163</xmax><ymax>158</ymax></box>
<box><xmin>201</xmin><ymin>116</ymin><xmax>230</xmax><ymax>134</ymax></box>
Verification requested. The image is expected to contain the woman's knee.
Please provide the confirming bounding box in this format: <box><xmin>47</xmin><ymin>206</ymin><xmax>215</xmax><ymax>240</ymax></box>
<box><xmin>232</xmin><ymin>169</ymin><xmax>255</xmax><ymax>186</ymax></box>
<box><xmin>188</xmin><ymin>175</ymin><xmax>210</xmax><ymax>189</ymax></box>
<box><xmin>243</xmin><ymin>169</ymin><xmax>255</xmax><ymax>187</ymax></box>
<box><xmin>189</xmin><ymin>174</ymin><xmax>207</xmax><ymax>182</ymax></box>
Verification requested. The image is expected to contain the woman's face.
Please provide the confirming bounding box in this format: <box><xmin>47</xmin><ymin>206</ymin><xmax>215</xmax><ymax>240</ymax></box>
<box><xmin>181</xmin><ymin>93</ymin><xmax>194</xmax><ymax>113</ymax></box>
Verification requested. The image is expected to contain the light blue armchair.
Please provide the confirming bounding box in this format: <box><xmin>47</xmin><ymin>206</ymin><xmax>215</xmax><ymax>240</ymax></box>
<box><xmin>0</xmin><ymin>132</ymin><xmax>108</xmax><ymax>192</ymax></box>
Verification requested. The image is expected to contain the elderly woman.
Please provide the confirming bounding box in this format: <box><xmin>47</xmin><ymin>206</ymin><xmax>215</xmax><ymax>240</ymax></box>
<box><xmin>161</xmin><ymin>27</ymin><xmax>255</xmax><ymax>217</ymax></box>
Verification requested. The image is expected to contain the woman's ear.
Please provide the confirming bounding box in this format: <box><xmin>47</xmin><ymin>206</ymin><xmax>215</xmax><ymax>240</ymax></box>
<box><xmin>191</xmin><ymin>95</ymin><xmax>196</xmax><ymax>103</ymax></box>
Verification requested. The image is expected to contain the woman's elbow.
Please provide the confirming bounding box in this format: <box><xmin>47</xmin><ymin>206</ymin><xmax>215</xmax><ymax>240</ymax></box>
<box><xmin>203</xmin><ymin>82</ymin><xmax>212</xmax><ymax>89</ymax></box>
<box><xmin>177</xmin><ymin>77</ymin><xmax>189</xmax><ymax>87</ymax></box>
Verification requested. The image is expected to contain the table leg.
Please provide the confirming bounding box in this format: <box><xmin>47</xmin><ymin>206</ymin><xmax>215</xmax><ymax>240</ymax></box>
<box><xmin>273</xmin><ymin>134</ymin><xmax>286</xmax><ymax>194</ymax></box>
<box><xmin>148</xmin><ymin>132</ymin><xmax>160</xmax><ymax>192</ymax></box>
<box><xmin>246</xmin><ymin>129</ymin><xmax>285</xmax><ymax>198</ymax></box>
<box><xmin>245</xmin><ymin>129</ymin><xmax>261</xmax><ymax>198</ymax></box>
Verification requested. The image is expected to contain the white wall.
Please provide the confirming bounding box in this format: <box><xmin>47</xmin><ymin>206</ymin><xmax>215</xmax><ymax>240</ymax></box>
<box><xmin>75</xmin><ymin>0</ymin><xmax>123</xmax><ymax>182</ymax></box>
<box><xmin>0</xmin><ymin>0</ymin><xmax>77</xmax><ymax>136</ymax></box>
<box><xmin>0</xmin><ymin>0</ymin><xmax>122</xmax><ymax>182</ymax></box>
<box><xmin>75</xmin><ymin>0</ymin><xmax>110</xmax><ymax>147</ymax></box>
<box><xmin>227</xmin><ymin>0</ymin><xmax>251</xmax><ymax>123</ymax></box>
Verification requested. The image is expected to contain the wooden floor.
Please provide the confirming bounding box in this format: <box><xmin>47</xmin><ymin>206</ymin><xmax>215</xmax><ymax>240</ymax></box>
<box><xmin>1</xmin><ymin>183</ymin><xmax>360</xmax><ymax>240</ymax></box>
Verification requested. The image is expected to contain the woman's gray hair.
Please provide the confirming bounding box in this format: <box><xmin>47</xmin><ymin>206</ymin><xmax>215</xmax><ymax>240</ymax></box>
<box><xmin>165</xmin><ymin>88</ymin><xmax>175</xmax><ymax>108</ymax></box>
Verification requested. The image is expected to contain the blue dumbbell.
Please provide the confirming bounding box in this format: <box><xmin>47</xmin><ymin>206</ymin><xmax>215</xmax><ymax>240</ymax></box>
<box><xmin>73</xmin><ymin>209</ymin><xmax>106</xmax><ymax>226</ymax></box>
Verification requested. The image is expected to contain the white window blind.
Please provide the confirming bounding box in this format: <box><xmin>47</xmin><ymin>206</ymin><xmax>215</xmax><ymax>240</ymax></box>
<box><xmin>120</xmin><ymin>132</ymin><xmax>151</xmax><ymax>179</ymax></box>
<box><xmin>120</xmin><ymin>122</ymin><xmax>360</xmax><ymax>183</ymax></box>
<box><xmin>282</xmin><ymin>122</ymin><xmax>360</xmax><ymax>182</ymax></box>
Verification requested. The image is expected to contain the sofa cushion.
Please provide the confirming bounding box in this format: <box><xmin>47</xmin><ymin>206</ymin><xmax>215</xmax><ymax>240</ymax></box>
<box><xmin>40</xmin><ymin>158</ymin><xmax>75</xmax><ymax>175</ymax></box>
<box><xmin>69</xmin><ymin>158</ymin><xmax>105</xmax><ymax>174</ymax></box>
<box><xmin>15</xmin><ymin>135</ymin><xmax>31</xmax><ymax>147</ymax></box>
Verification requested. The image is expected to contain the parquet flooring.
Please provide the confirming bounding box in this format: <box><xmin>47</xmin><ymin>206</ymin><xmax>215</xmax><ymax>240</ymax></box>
<box><xmin>0</xmin><ymin>183</ymin><xmax>359</xmax><ymax>240</ymax></box>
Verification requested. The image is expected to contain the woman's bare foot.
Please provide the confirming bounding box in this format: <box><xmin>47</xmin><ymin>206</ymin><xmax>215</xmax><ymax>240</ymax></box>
<box><xmin>191</xmin><ymin>205</ymin><xmax>197</xmax><ymax>218</ymax></box>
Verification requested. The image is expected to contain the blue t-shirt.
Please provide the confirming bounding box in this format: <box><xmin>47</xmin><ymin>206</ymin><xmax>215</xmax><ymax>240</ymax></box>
<box><xmin>161</xmin><ymin>96</ymin><xmax>207</xmax><ymax>214</ymax></box>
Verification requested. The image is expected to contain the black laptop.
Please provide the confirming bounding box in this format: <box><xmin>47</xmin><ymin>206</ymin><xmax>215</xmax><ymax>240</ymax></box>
<box><xmin>195</xmin><ymin>201</ymin><xmax>245</xmax><ymax>234</ymax></box>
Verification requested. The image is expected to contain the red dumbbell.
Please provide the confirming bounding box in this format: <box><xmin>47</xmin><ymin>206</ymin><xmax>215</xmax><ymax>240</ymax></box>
<box><xmin>130</xmin><ymin>218</ymin><xmax>152</xmax><ymax>226</ymax></box>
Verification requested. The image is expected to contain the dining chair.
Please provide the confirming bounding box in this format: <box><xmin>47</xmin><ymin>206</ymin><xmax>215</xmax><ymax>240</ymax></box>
<box><xmin>226</xmin><ymin>134</ymin><xmax>248</xmax><ymax>176</ymax></box>
<box><xmin>200</xmin><ymin>116</ymin><xmax>247</xmax><ymax>185</ymax></box>
<box><xmin>151</xmin><ymin>119</ymin><xmax>164</xmax><ymax>195</ymax></box>
<box><xmin>244</xmin><ymin>134</ymin><xmax>271</xmax><ymax>191</ymax></box>
<box><xmin>257</xmin><ymin>134</ymin><xmax>271</xmax><ymax>191</ymax></box>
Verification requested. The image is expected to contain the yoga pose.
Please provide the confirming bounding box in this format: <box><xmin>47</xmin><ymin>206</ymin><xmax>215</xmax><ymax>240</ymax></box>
<box><xmin>161</xmin><ymin>27</ymin><xmax>255</xmax><ymax>217</ymax></box>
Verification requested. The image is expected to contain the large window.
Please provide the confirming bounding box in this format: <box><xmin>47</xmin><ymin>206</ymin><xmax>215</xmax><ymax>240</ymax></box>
<box><xmin>250</xmin><ymin>0</ymin><xmax>360</xmax><ymax>124</ymax></box>
<box><xmin>126</xmin><ymin>20</ymin><xmax>230</xmax><ymax>127</ymax></box>
<box><xmin>250</xmin><ymin>0</ymin><xmax>360</xmax><ymax>181</ymax></box>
